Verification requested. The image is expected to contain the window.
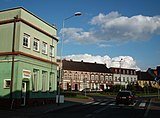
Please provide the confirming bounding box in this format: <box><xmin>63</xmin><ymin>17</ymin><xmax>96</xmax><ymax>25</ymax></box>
<box><xmin>32</xmin><ymin>69</ymin><xmax>39</xmax><ymax>91</ymax></box>
<box><xmin>42</xmin><ymin>42</ymin><xmax>47</xmax><ymax>54</ymax></box>
<box><xmin>100</xmin><ymin>75</ymin><xmax>104</xmax><ymax>81</ymax></box>
<box><xmin>123</xmin><ymin>70</ymin><xmax>125</xmax><ymax>74</ymax></box>
<box><xmin>123</xmin><ymin>77</ymin><xmax>125</xmax><ymax>82</ymax></box>
<box><xmin>42</xmin><ymin>71</ymin><xmax>47</xmax><ymax>92</ymax></box>
<box><xmin>4</xmin><ymin>79</ymin><xmax>11</xmax><ymax>88</ymax></box>
<box><xmin>109</xmin><ymin>76</ymin><xmax>112</xmax><ymax>81</ymax></box>
<box><xmin>105</xmin><ymin>76</ymin><xmax>108</xmax><ymax>81</ymax></box>
<box><xmin>33</xmin><ymin>38</ymin><xmax>39</xmax><ymax>51</ymax></box>
<box><xmin>115</xmin><ymin>76</ymin><xmax>117</xmax><ymax>81</ymax></box>
<box><xmin>23</xmin><ymin>33</ymin><xmax>30</xmax><ymax>48</ymax></box>
<box><xmin>95</xmin><ymin>75</ymin><xmax>98</xmax><ymax>80</ymax></box>
<box><xmin>75</xmin><ymin>74</ymin><xmax>78</xmax><ymax>81</ymax></box>
<box><xmin>50</xmin><ymin>45</ymin><xmax>55</xmax><ymax>57</ymax></box>
<box><xmin>115</xmin><ymin>69</ymin><xmax>117</xmax><ymax>74</ymax></box>
<box><xmin>64</xmin><ymin>73</ymin><xmax>68</xmax><ymax>80</ymax></box>
<box><xmin>91</xmin><ymin>75</ymin><xmax>94</xmax><ymax>81</ymax></box>
<box><xmin>49</xmin><ymin>73</ymin><xmax>55</xmax><ymax>91</ymax></box>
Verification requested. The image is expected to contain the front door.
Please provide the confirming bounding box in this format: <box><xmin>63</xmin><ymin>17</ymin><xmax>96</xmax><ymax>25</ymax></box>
<box><xmin>21</xmin><ymin>82</ymin><xmax>27</xmax><ymax>106</ymax></box>
<box><xmin>75</xmin><ymin>84</ymin><xmax>78</xmax><ymax>91</ymax></box>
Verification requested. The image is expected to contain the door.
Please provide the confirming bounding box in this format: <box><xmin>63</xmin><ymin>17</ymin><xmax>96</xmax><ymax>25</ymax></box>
<box><xmin>21</xmin><ymin>82</ymin><xmax>27</xmax><ymax>106</ymax></box>
<box><xmin>75</xmin><ymin>84</ymin><xmax>78</xmax><ymax>91</ymax></box>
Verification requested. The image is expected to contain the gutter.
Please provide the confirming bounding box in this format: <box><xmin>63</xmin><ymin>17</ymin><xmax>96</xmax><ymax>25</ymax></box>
<box><xmin>10</xmin><ymin>15</ymin><xmax>18</xmax><ymax>109</ymax></box>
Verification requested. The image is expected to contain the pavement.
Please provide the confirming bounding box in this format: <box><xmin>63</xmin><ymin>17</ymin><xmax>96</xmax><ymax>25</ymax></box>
<box><xmin>0</xmin><ymin>97</ymin><xmax>94</xmax><ymax>117</ymax></box>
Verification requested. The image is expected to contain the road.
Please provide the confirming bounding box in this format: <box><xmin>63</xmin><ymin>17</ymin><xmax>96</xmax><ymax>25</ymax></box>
<box><xmin>0</xmin><ymin>95</ymin><xmax>159</xmax><ymax>118</ymax></box>
<box><xmin>40</xmin><ymin>96</ymin><xmax>160</xmax><ymax>118</ymax></box>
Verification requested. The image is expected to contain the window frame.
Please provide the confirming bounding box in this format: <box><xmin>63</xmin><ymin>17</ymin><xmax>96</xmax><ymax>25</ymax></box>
<box><xmin>42</xmin><ymin>71</ymin><xmax>48</xmax><ymax>92</ymax></box>
<box><xmin>23</xmin><ymin>33</ymin><xmax>30</xmax><ymax>49</ymax></box>
<box><xmin>32</xmin><ymin>69</ymin><xmax>39</xmax><ymax>92</ymax></box>
<box><xmin>4</xmin><ymin>79</ymin><xmax>11</xmax><ymax>89</ymax></box>
<box><xmin>33</xmin><ymin>38</ymin><xmax>40</xmax><ymax>52</ymax></box>
<box><xmin>42</xmin><ymin>41</ymin><xmax>48</xmax><ymax>55</ymax></box>
<box><xmin>49</xmin><ymin>72</ymin><xmax>55</xmax><ymax>92</ymax></box>
<box><xmin>50</xmin><ymin>45</ymin><xmax>55</xmax><ymax>57</ymax></box>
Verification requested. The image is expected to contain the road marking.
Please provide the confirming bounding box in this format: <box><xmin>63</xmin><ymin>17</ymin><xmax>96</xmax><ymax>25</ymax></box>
<box><xmin>94</xmin><ymin>105</ymin><xmax>110</xmax><ymax>113</ymax></box>
<box><xmin>144</xmin><ymin>99</ymin><xmax>152</xmax><ymax>118</ymax></box>
<box><xmin>85</xmin><ymin>114</ymin><xmax>92</xmax><ymax>118</ymax></box>
<box><xmin>100</xmin><ymin>103</ymin><xmax>107</xmax><ymax>105</ymax></box>
<box><xmin>93</xmin><ymin>102</ymin><xmax>100</xmax><ymax>105</ymax></box>
<box><xmin>139</xmin><ymin>103</ymin><xmax>146</xmax><ymax>107</ymax></box>
<box><xmin>109</xmin><ymin>103</ymin><xmax>115</xmax><ymax>106</ymax></box>
<box><xmin>84</xmin><ymin>101</ymin><xmax>94</xmax><ymax>105</ymax></box>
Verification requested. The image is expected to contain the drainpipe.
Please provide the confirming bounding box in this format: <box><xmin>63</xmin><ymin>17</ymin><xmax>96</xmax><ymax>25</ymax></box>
<box><xmin>10</xmin><ymin>16</ymin><xmax>18</xmax><ymax>108</ymax></box>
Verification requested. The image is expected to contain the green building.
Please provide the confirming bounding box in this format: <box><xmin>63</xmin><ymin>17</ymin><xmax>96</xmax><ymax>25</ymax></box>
<box><xmin>0</xmin><ymin>7</ymin><xmax>58</xmax><ymax>108</ymax></box>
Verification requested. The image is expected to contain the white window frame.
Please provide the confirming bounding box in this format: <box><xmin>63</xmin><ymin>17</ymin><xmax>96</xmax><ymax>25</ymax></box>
<box><xmin>95</xmin><ymin>75</ymin><xmax>98</xmax><ymax>80</ymax></box>
<box><xmin>50</xmin><ymin>45</ymin><xmax>55</xmax><ymax>57</ymax></box>
<box><xmin>42</xmin><ymin>42</ymin><xmax>48</xmax><ymax>54</ymax></box>
<box><xmin>33</xmin><ymin>38</ymin><xmax>40</xmax><ymax>52</ymax></box>
<box><xmin>4</xmin><ymin>79</ymin><xmax>11</xmax><ymax>89</ymax></box>
<box><xmin>100</xmin><ymin>75</ymin><xmax>104</xmax><ymax>81</ymax></box>
<box><xmin>32</xmin><ymin>69</ymin><xmax>39</xmax><ymax>92</ymax></box>
<box><xmin>105</xmin><ymin>76</ymin><xmax>108</xmax><ymax>81</ymax></box>
<box><xmin>42</xmin><ymin>71</ymin><xmax>47</xmax><ymax>92</ymax></box>
<box><xmin>91</xmin><ymin>75</ymin><xmax>94</xmax><ymax>81</ymax></box>
<box><xmin>49</xmin><ymin>73</ymin><xmax>55</xmax><ymax>92</ymax></box>
<box><xmin>23</xmin><ymin>33</ymin><xmax>30</xmax><ymax>48</ymax></box>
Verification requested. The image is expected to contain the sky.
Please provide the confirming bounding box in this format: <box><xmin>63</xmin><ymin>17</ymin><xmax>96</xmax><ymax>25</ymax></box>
<box><xmin>0</xmin><ymin>0</ymin><xmax>160</xmax><ymax>70</ymax></box>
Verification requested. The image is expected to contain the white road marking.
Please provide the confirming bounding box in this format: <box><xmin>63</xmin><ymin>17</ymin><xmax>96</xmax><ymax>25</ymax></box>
<box><xmin>144</xmin><ymin>99</ymin><xmax>152</xmax><ymax>118</ymax></box>
<box><xmin>139</xmin><ymin>103</ymin><xmax>146</xmax><ymax>107</ymax></box>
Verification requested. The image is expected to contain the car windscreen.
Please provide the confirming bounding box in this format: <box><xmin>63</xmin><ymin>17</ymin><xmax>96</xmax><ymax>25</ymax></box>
<box><xmin>117</xmin><ymin>92</ymin><xmax>130</xmax><ymax>97</ymax></box>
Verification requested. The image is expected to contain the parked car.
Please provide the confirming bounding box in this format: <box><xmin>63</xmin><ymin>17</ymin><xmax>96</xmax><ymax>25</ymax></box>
<box><xmin>116</xmin><ymin>90</ymin><xmax>135</xmax><ymax>105</ymax></box>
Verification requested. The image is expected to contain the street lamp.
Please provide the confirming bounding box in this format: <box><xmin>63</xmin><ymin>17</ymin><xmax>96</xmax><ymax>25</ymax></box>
<box><xmin>112</xmin><ymin>58</ymin><xmax>123</xmax><ymax>91</ymax></box>
<box><xmin>57</xmin><ymin>12</ymin><xmax>81</xmax><ymax>105</ymax></box>
<box><xmin>119</xmin><ymin>58</ymin><xmax>123</xmax><ymax>91</ymax></box>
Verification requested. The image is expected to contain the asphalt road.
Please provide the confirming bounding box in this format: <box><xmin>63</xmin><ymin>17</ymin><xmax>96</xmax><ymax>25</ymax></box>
<box><xmin>40</xmin><ymin>96</ymin><xmax>160</xmax><ymax>118</ymax></box>
<box><xmin>1</xmin><ymin>96</ymin><xmax>159</xmax><ymax>118</ymax></box>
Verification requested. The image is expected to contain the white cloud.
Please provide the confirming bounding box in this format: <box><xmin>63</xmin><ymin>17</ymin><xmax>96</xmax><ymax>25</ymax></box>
<box><xmin>64</xmin><ymin>54</ymin><xmax>140</xmax><ymax>70</ymax></box>
<box><xmin>62</xmin><ymin>12</ymin><xmax>160</xmax><ymax>45</ymax></box>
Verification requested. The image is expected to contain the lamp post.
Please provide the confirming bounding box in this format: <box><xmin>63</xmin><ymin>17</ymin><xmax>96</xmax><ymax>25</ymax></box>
<box><xmin>57</xmin><ymin>12</ymin><xmax>81</xmax><ymax>105</ymax></box>
<box><xmin>119</xmin><ymin>58</ymin><xmax>123</xmax><ymax>91</ymax></box>
<box><xmin>112</xmin><ymin>58</ymin><xmax>123</xmax><ymax>91</ymax></box>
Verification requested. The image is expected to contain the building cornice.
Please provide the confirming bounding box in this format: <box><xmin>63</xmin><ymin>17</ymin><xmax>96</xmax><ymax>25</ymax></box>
<box><xmin>0</xmin><ymin>51</ymin><xmax>58</xmax><ymax>66</ymax></box>
<box><xmin>0</xmin><ymin>17</ymin><xmax>58</xmax><ymax>42</ymax></box>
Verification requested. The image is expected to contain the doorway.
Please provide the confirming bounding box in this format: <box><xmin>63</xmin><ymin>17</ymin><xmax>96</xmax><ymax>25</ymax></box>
<box><xmin>75</xmin><ymin>84</ymin><xmax>78</xmax><ymax>91</ymax></box>
<box><xmin>21</xmin><ymin>81</ymin><xmax>29</xmax><ymax>106</ymax></box>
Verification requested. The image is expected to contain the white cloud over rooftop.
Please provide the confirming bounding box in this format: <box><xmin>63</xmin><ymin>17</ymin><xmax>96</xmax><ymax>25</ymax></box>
<box><xmin>64</xmin><ymin>54</ymin><xmax>140</xmax><ymax>70</ymax></box>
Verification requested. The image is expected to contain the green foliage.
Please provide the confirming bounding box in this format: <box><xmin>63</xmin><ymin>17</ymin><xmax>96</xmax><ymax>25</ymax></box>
<box><xmin>61</xmin><ymin>91</ymin><xmax>78</xmax><ymax>97</ymax></box>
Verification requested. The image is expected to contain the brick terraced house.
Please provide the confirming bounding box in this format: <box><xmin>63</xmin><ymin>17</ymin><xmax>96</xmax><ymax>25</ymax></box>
<box><xmin>61</xmin><ymin>59</ymin><xmax>113</xmax><ymax>91</ymax></box>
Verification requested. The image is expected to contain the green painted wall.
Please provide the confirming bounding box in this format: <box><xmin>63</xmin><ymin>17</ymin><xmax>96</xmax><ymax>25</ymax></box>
<box><xmin>0</xmin><ymin>7</ymin><xmax>58</xmax><ymax>100</ymax></box>
<box><xmin>0</xmin><ymin>55</ymin><xmax>57</xmax><ymax>99</ymax></box>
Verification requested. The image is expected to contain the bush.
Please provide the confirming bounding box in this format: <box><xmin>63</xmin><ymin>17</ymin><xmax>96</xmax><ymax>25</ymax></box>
<box><xmin>61</xmin><ymin>91</ymin><xmax>78</xmax><ymax>97</ymax></box>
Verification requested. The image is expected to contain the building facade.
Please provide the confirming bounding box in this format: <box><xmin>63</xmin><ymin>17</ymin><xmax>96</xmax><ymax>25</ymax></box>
<box><xmin>61</xmin><ymin>60</ymin><xmax>112</xmax><ymax>91</ymax></box>
<box><xmin>0</xmin><ymin>7</ymin><xmax>58</xmax><ymax>107</ymax></box>
<box><xmin>137</xmin><ymin>67</ymin><xmax>160</xmax><ymax>89</ymax></box>
<box><xmin>110</xmin><ymin>67</ymin><xmax>137</xmax><ymax>88</ymax></box>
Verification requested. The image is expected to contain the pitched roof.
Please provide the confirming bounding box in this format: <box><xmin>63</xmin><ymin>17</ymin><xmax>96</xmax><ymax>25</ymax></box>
<box><xmin>137</xmin><ymin>71</ymin><xmax>155</xmax><ymax>81</ymax></box>
<box><xmin>62</xmin><ymin>60</ymin><xmax>111</xmax><ymax>73</ymax></box>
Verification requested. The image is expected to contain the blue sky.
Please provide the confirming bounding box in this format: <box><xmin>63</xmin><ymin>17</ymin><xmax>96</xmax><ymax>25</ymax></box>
<box><xmin>0</xmin><ymin>0</ymin><xmax>160</xmax><ymax>70</ymax></box>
